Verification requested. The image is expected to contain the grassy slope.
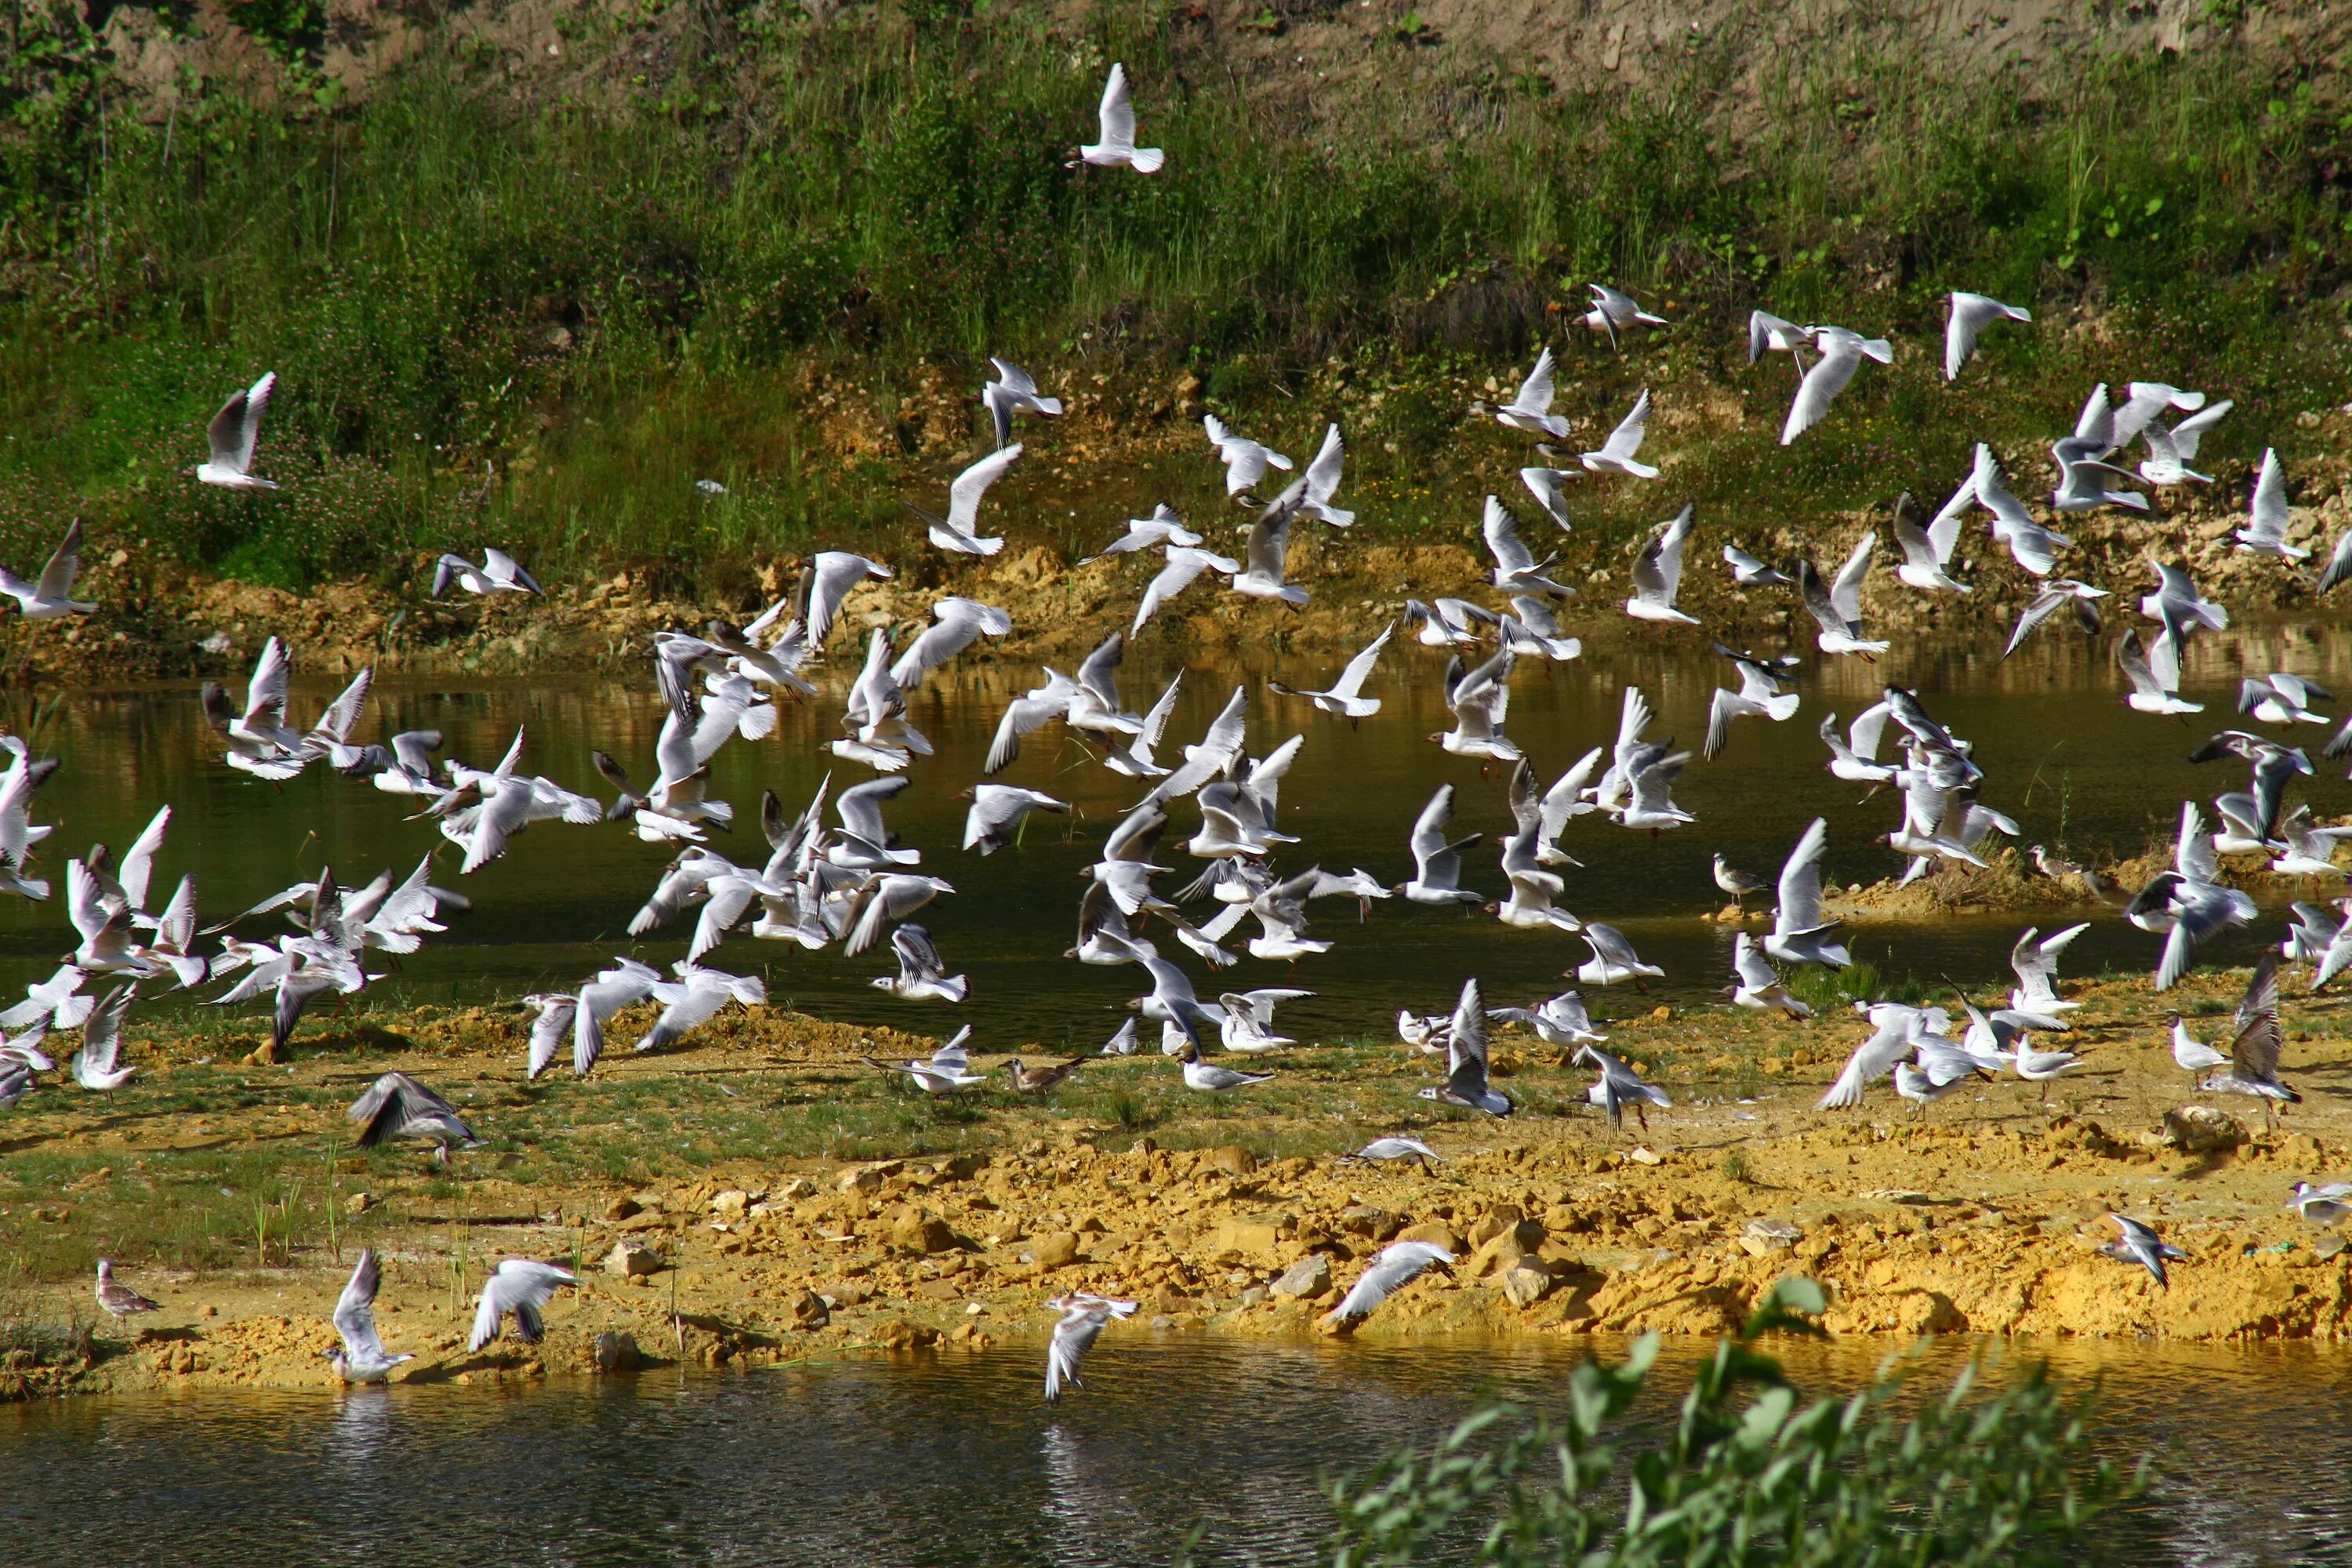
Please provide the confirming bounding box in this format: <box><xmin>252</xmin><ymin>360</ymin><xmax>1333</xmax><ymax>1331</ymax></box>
<box><xmin>0</xmin><ymin>3</ymin><xmax>2347</xmax><ymax>598</ymax></box>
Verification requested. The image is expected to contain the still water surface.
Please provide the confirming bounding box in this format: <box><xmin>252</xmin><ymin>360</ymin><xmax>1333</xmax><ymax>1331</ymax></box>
<box><xmin>2</xmin><ymin>622</ymin><xmax>2347</xmax><ymax>1046</ymax></box>
<box><xmin>0</xmin><ymin>1334</ymin><xmax>2346</xmax><ymax>1566</ymax></box>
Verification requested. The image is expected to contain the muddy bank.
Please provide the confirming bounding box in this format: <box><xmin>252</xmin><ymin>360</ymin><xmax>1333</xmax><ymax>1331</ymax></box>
<box><xmin>5</xmin><ymin>966</ymin><xmax>2351</xmax><ymax>1403</ymax></box>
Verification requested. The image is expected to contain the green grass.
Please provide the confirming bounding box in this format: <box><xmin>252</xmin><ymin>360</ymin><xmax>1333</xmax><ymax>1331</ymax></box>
<box><xmin>1</xmin><ymin>6</ymin><xmax>2346</xmax><ymax>590</ymax></box>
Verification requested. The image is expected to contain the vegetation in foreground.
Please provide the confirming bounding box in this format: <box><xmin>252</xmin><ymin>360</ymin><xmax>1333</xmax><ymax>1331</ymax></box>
<box><xmin>1</xmin><ymin>3</ymin><xmax>2347</xmax><ymax>598</ymax></box>
<box><xmin>1324</xmin><ymin>1279</ymin><xmax>2143</xmax><ymax>1568</ymax></box>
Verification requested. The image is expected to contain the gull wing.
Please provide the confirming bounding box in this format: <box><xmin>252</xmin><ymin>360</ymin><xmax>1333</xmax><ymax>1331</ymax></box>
<box><xmin>946</xmin><ymin>443</ymin><xmax>1022</xmax><ymax>534</ymax></box>
<box><xmin>1513</xmin><ymin>347</ymin><xmax>1558</xmax><ymax>415</ymax></box>
<box><xmin>1780</xmin><ymin>333</ymin><xmax>1860</xmax><ymax>443</ymax></box>
<box><xmin>1830</xmin><ymin>531</ymin><xmax>1875</xmax><ymax>623</ymax></box>
<box><xmin>333</xmin><ymin>1250</ymin><xmax>390</xmax><ymax>1363</ymax></box>
<box><xmin>1097</xmin><ymin>62</ymin><xmax>1137</xmax><ymax>147</ymax></box>
<box><xmin>1482</xmin><ymin>495</ymin><xmax>1536</xmax><ymax>575</ymax></box>
<box><xmin>1776</xmin><ymin>817</ymin><xmax>1830</xmax><ymax>931</ymax></box>
<box><xmin>34</xmin><ymin>519</ymin><xmax>85</xmax><ymax>603</ymax></box>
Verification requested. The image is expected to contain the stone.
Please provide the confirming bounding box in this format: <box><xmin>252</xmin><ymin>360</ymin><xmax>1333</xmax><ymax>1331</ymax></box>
<box><xmin>1239</xmin><ymin>1286</ymin><xmax>1268</xmax><ymax>1309</ymax></box>
<box><xmin>1211</xmin><ymin>1215</ymin><xmax>1287</xmax><ymax>1264</ymax></box>
<box><xmin>710</xmin><ymin>1189</ymin><xmax>750</xmax><ymax>1218</ymax></box>
<box><xmin>1030</xmin><ymin>1232</ymin><xmax>1082</xmax><ymax>1269</ymax></box>
<box><xmin>1272</xmin><ymin>1253</ymin><xmax>1333</xmax><ymax>1299</ymax></box>
<box><xmin>1337</xmin><ymin>1205</ymin><xmax>1397</xmax><ymax>1241</ymax></box>
<box><xmin>1500</xmin><ymin>1258</ymin><xmax>1554</xmax><ymax>1308</ymax></box>
<box><xmin>890</xmin><ymin>1210</ymin><xmax>959</xmax><ymax>1255</ymax></box>
<box><xmin>2163</xmin><ymin>1105</ymin><xmax>2248</xmax><ymax>1153</ymax></box>
<box><xmin>1627</xmin><ymin>1147</ymin><xmax>1663</xmax><ymax>1166</ymax></box>
<box><xmin>777</xmin><ymin>1178</ymin><xmax>817</xmax><ymax>1200</ymax></box>
<box><xmin>601</xmin><ymin>1196</ymin><xmax>643</xmax><ymax>1221</ymax></box>
<box><xmin>1395</xmin><ymin>1221</ymin><xmax>1463</xmax><ymax>1253</ymax></box>
<box><xmin>343</xmin><ymin>1191</ymin><xmax>374</xmax><ymax>1216</ymax></box>
<box><xmin>877</xmin><ymin>1319</ymin><xmax>939</xmax><ymax>1352</ymax></box>
<box><xmin>1740</xmin><ymin>1218</ymin><xmax>1804</xmax><ymax>1257</ymax></box>
<box><xmin>593</xmin><ymin>1331</ymin><xmax>640</xmax><ymax>1372</ymax></box>
<box><xmin>791</xmin><ymin>1290</ymin><xmax>831</xmax><ymax>1329</ymax></box>
<box><xmin>1200</xmin><ymin>1145</ymin><xmax>1258</xmax><ymax>1177</ymax></box>
<box><xmin>604</xmin><ymin>1238</ymin><xmax>662</xmax><ymax>1277</ymax></box>
<box><xmin>2314</xmin><ymin>1236</ymin><xmax>2349</xmax><ymax>1261</ymax></box>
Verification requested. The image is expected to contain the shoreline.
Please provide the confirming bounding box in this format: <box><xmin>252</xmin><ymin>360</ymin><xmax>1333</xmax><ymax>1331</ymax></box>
<box><xmin>5</xmin><ymin>967</ymin><xmax>2350</xmax><ymax>1403</ymax></box>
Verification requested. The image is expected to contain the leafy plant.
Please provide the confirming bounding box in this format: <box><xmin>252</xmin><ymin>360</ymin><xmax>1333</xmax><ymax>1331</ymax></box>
<box><xmin>1326</xmin><ymin>1278</ymin><xmax>2143</xmax><ymax>1566</ymax></box>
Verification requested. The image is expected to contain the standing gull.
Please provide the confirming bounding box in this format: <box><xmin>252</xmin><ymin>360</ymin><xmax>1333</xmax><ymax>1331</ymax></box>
<box><xmin>95</xmin><ymin>1260</ymin><xmax>160</xmax><ymax>1322</ymax></box>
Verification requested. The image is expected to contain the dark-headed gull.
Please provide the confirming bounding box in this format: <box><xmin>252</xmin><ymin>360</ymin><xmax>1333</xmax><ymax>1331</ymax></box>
<box><xmin>890</xmin><ymin>597</ymin><xmax>1014</xmax><ymax>691</ymax></box>
<box><xmin>982</xmin><ymin>359</ymin><xmax>1062</xmax><ymax>449</ymax></box>
<box><xmin>1431</xmin><ymin>648</ymin><xmax>1519</xmax><ymax>762</ymax></box>
<box><xmin>468</xmin><ymin>1259</ymin><xmax>577</xmax><ymax>1351</ymax></box>
<box><xmin>347</xmin><ymin>1069</ymin><xmax>476</xmax><ymax>1149</ymax></box>
<box><xmin>1577</xmin><ymin>924</ymin><xmax>1662</xmax><ymax>987</ymax></box>
<box><xmin>1291</xmin><ymin>422</ymin><xmax>1353</xmax><ymax>527</ymax></box>
<box><xmin>1580</xmin><ymin>387</ymin><xmax>1659</xmax><ymax>477</ymax></box>
<box><xmin>1703</xmin><ymin>642</ymin><xmax>1800</xmax><ymax>759</ymax></box>
<box><xmin>325</xmin><ymin>1250</ymin><xmax>413</xmax><ymax>1383</ymax></box>
<box><xmin>1798</xmin><ymin>532</ymin><xmax>1887</xmax><ymax>657</ymax></box>
<box><xmin>1730</xmin><ymin>932</ymin><xmax>1811</xmax><ymax>1018</ymax></box>
<box><xmin>1489</xmin><ymin>989</ymin><xmax>1605</xmax><ymax>1044</ymax></box>
<box><xmin>1746</xmin><ymin>310</ymin><xmax>1810</xmax><ymax>376</ymax></box>
<box><xmin>1472</xmin><ymin>347</ymin><xmax>1570</xmax><ymax>437</ymax></box>
<box><xmin>1324</xmin><ymin>1240</ymin><xmax>1453</xmax><ymax>1326</ymax></box>
<box><xmin>2116</xmin><ymin>629</ymin><xmax>2200</xmax><ymax>717</ymax></box>
<box><xmin>431</xmin><ymin>549</ymin><xmax>541</xmax><ymax>597</ymax></box>
<box><xmin>1</xmin><ymin>519</ymin><xmax>96</xmax><ymax>618</ymax></box>
<box><xmin>70</xmin><ymin>985</ymin><xmax>136</xmax><ymax>1091</ymax></box>
<box><xmin>2100</xmin><ymin>1214</ymin><xmax>2187</xmax><ymax>1289</ymax></box>
<box><xmin>1721</xmin><ymin>542</ymin><xmax>1791</xmax><ymax>587</ymax></box>
<box><xmin>1780</xmin><ymin>326</ymin><xmax>1890</xmax><ymax>444</ymax></box>
<box><xmin>1270</xmin><ymin>622</ymin><xmax>1392</xmax><ymax>720</ymax></box>
<box><xmin>1396</xmin><ymin>783</ymin><xmax>1483</xmax><ymax>905</ymax></box>
<box><xmin>873</xmin><ymin>924</ymin><xmax>967</xmax><ymax>1002</ymax></box>
<box><xmin>1131</xmin><ymin>543</ymin><xmax>1239</xmax><ymax>635</ymax></box>
<box><xmin>1943</xmin><ymin>292</ymin><xmax>2030</xmax><ymax>380</ymax></box>
<box><xmin>2001</xmin><ymin>579</ymin><xmax>2107</xmax><ymax>659</ymax></box>
<box><xmin>909</xmin><ymin>445</ymin><xmax>1018</xmax><ymax>556</ymax></box>
<box><xmin>960</xmin><ymin>784</ymin><xmax>1068</xmax><ymax>855</ymax></box>
<box><xmin>197</xmin><ymin>372</ymin><xmax>279</xmax><ymax>488</ymax></box>
<box><xmin>867</xmin><ymin>1025</ymin><xmax>988</xmax><ymax>1092</ymax></box>
<box><xmin>1573</xmin><ymin>1042</ymin><xmax>1670</xmax><ymax>1131</ymax></box>
<box><xmin>1623</xmin><ymin>504</ymin><xmax>1697</xmax><ymax>624</ymax></box>
<box><xmin>2240</xmin><ymin>672</ymin><xmax>2330</xmax><ymax>726</ymax></box>
<box><xmin>1070</xmin><ymin>63</ymin><xmax>1163</xmax><ymax>172</ymax></box>
<box><xmin>2197</xmin><ymin>955</ymin><xmax>2298</xmax><ymax>1126</ymax></box>
<box><xmin>1044</xmin><ymin>1293</ymin><xmax>1137</xmax><ymax>1401</ymax></box>
<box><xmin>1583</xmin><ymin>283</ymin><xmax>1664</xmax><ymax>351</ymax></box>
<box><xmin>1417</xmin><ymin>978</ymin><xmax>1511</xmax><ymax>1115</ymax></box>
<box><xmin>1174</xmin><ymin>1039</ymin><xmax>1271</xmax><ymax>1091</ymax></box>
<box><xmin>1203</xmin><ymin>416</ymin><xmax>1290</xmax><ymax>499</ymax></box>
<box><xmin>1080</xmin><ymin>504</ymin><xmax>1201</xmax><ymax>563</ymax></box>
<box><xmin>2236</xmin><ymin>448</ymin><xmax>2304</xmax><ymax>559</ymax></box>
<box><xmin>1891</xmin><ymin>491</ymin><xmax>1969</xmax><ymax>593</ymax></box>
<box><xmin>2009</xmin><ymin>923</ymin><xmax>2090</xmax><ymax>1014</ymax></box>
<box><xmin>1482</xmin><ymin>495</ymin><xmax>1572</xmax><ymax>595</ymax></box>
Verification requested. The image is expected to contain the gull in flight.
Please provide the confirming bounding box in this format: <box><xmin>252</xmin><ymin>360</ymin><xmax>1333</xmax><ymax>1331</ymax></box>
<box><xmin>1746</xmin><ymin>310</ymin><xmax>1811</xmax><ymax>377</ymax></box>
<box><xmin>1492</xmin><ymin>818</ymin><xmax>1581</xmax><ymax>932</ymax></box>
<box><xmin>873</xmin><ymin>924</ymin><xmax>968</xmax><ymax>1003</ymax></box>
<box><xmin>1951</xmin><ymin>443</ymin><xmax>2073</xmax><ymax>575</ymax></box>
<box><xmin>1623</xmin><ymin>504</ymin><xmax>1698</xmax><ymax>624</ymax></box>
<box><xmin>1396</xmin><ymin>783</ymin><xmax>1483</xmax><ymax>905</ymax></box>
<box><xmin>2101</xmin><ymin>1214</ymin><xmax>2187</xmax><ymax>1290</ymax></box>
<box><xmin>1471</xmin><ymin>347</ymin><xmax>1570</xmax><ymax>437</ymax></box>
<box><xmin>1575</xmin><ymin>1042</ymin><xmax>1671</xmax><ymax>1131</ymax></box>
<box><xmin>797</xmin><ymin>551</ymin><xmax>891</xmax><ymax>650</ymax></box>
<box><xmin>1417</xmin><ymin>978</ymin><xmax>1511</xmax><ymax>1115</ymax></box>
<box><xmin>2126</xmin><ymin>802</ymin><xmax>2254</xmax><ymax>989</ymax></box>
<box><xmin>95</xmin><ymin>1259</ymin><xmax>160</xmax><ymax>1322</ymax></box>
<box><xmin>2049</xmin><ymin>426</ymin><xmax>2147</xmax><ymax>514</ymax></box>
<box><xmin>1070</xmin><ymin>63</ymin><xmax>1163</xmax><ymax>172</ymax></box>
<box><xmin>1943</xmin><ymin>292</ymin><xmax>2030</xmax><ymax>379</ymax></box>
<box><xmin>1501</xmin><ymin>596</ymin><xmax>1581</xmax><ymax>662</ymax></box>
<box><xmin>2009</xmin><ymin>923</ymin><xmax>2090</xmax><ymax>1014</ymax></box>
<box><xmin>1577</xmin><ymin>924</ymin><xmax>1663</xmax><ymax>987</ymax></box>
<box><xmin>1798</xmin><ymin>532</ymin><xmax>1887</xmax><ymax>657</ymax></box>
<box><xmin>1232</xmin><ymin>492</ymin><xmax>1309</xmax><ymax>605</ymax></box>
<box><xmin>1402</xmin><ymin>596</ymin><xmax>1497</xmax><ymax>648</ymax></box>
<box><xmin>1764</xmin><ymin>817</ymin><xmax>1849</xmax><ymax>968</ymax></box>
<box><xmin>1218</xmin><ymin>987</ymin><xmax>1310</xmax><ymax>1053</ymax></box>
<box><xmin>982</xmin><ymin>359</ymin><xmax>1062</xmax><ymax>449</ymax></box>
<box><xmin>867</xmin><ymin>1026</ymin><xmax>989</xmax><ymax>1093</ymax></box>
<box><xmin>1730</xmin><ymin>933</ymin><xmax>1811</xmax><ymax>1018</ymax></box>
<box><xmin>1324</xmin><ymin>1241</ymin><xmax>1453</xmax><ymax>1327</ymax></box>
<box><xmin>1</xmin><ymin>519</ymin><xmax>95</xmax><ymax>619</ymax></box>
<box><xmin>960</xmin><ymin>785</ymin><xmax>1069</xmax><ymax>855</ymax></box>
<box><xmin>2266</xmin><ymin>805</ymin><xmax>2352</xmax><ymax>877</ymax></box>
<box><xmin>1891</xmin><ymin>491</ymin><xmax>1969</xmax><ymax>593</ymax></box>
<box><xmin>1270</xmin><ymin>622</ymin><xmax>1392</xmax><ymax>720</ymax></box>
<box><xmin>1203</xmin><ymin>416</ymin><xmax>1291</xmax><ymax>499</ymax></box>
<box><xmin>1580</xmin><ymin>388</ymin><xmax>1660</xmax><ymax>478</ymax></box>
<box><xmin>2001</xmin><ymin>579</ymin><xmax>2107</xmax><ymax>659</ymax></box>
<box><xmin>347</xmin><ymin>1070</ymin><xmax>477</xmax><ymax>1151</ymax></box>
<box><xmin>1286</xmin><ymin>423</ymin><xmax>1355</xmax><ymax>527</ymax></box>
<box><xmin>2116</xmin><ymin>628</ymin><xmax>2201</xmax><ymax>717</ymax></box>
<box><xmin>468</xmin><ymin>1259</ymin><xmax>578</xmax><ymax>1352</ymax></box>
<box><xmin>325</xmin><ymin>1250</ymin><xmax>413</xmax><ymax>1383</ymax></box>
<box><xmin>1431</xmin><ymin>648</ymin><xmax>1519</xmax><ymax>762</ymax></box>
<box><xmin>1703</xmin><ymin>642</ymin><xmax>1801</xmax><ymax>759</ymax></box>
<box><xmin>70</xmin><ymin>986</ymin><xmax>137</xmax><ymax>1091</ymax></box>
<box><xmin>1582</xmin><ymin>283</ymin><xmax>1665</xmax><ymax>352</ymax></box>
<box><xmin>1489</xmin><ymin>989</ymin><xmax>1606</xmax><ymax>1044</ymax></box>
<box><xmin>1044</xmin><ymin>1293</ymin><xmax>1138</xmax><ymax>1401</ymax></box>
<box><xmin>2110</xmin><ymin>382</ymin><xmax>2208</xmax><ymax>452</ymax></box>
<box><xmin>1721</xmin><ymin>542</ymin><xmax>1791</xmax><ymax>587</ymax></box>
<box><xmin>1780</xmin><ymin>326</ymin><xmax>1891</xmax><ymax>444</ymax></box>
<box><xmin>1482</xmin><ymin>495</ymin><xmax>1574</xmax><ymax>595</ymax></box>
<box><xmin>1817</xmin><ymin>1000</ymin><xmax>1947</xmax><ymax>1109</ymax></box>
<box><xmin>431</xmin><ymin>550</ymin><xmax>541</xmax><ymax>597</ymax></box>
<box><xmin>908</xmin><ymin>445</ymin><xmax>1019</xmax><ymax>556</ymax></box>
<box><xmin>1519</xmin><ymin>465</ymin><xmax>1576</xmax><ymax>531</ymax></box>
<box><xmin>197</xmin><ymin>372</ymin><xmax>280</xmax><ymax>488</ymax></box>
<box><xmin>2241</xmin><ymin>671</ymin><xmax>2330</xmax><ymax>727</ymax></box>
<box><xmin>1131</xmin><ymin>543</ymin><xmax>1240</xmax><ymax>635</ymax></box>
<box><xmin>2196</xmin><ymin>955</ymin><xmax>2299</xmax><ymax>1127</ymax></box>
<box><xmin>1080</xmin><ymin>504</ymin><xmax>1200</xmax><ymax>563</ymax></box>
<box><xmin>2237</xmin><ymin>448</ymin><xmax>2304</xmax><ymax>559</ymax></box>
<box><xmin>892</xmin><ymin>597</ymin><xmax>1014</xmax><ymax>692</ymax></box>
<box><xmin>2286</xmin><ymin>1183</ymin><xmax>2352</xmax><ymax>1228</ymax></box>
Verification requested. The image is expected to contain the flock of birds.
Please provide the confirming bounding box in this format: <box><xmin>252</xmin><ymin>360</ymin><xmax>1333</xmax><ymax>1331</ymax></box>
<box><xmin>6</xmin><ymin>60</ymin><xmax>2352</xmax><ymax>1396</ymax></box>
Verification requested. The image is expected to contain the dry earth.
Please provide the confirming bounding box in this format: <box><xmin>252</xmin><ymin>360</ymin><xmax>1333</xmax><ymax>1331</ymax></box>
<box><xmin>5</xmin><ymin>964</ymin><xmax>2352</xmax><ymax>1402</ymax></box>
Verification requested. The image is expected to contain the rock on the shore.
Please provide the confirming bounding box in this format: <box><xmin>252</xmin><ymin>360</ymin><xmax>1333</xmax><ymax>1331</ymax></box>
<box><xmin>593</xmin><ymin>1331</ymin><xmax>640</xmax><ymax>1372</ymax></box>
<box><xmin>891</xmin><ymin>1209</ymin><xmax>959</xmax><ymax>1255</ymax></box>
<box><xmin>605</xmin><ymin>1238</ymin><xmax>662</xmax><ymax>1277</ymax></box>
<box><xmin>1030</xmin><ymin>1232</ymin><xmax>1081</xmax><ymax>1270</ymax></box>
<box><xmin>2164</xmin><ymin>1105</ymin><xmax>2248</xmax><ymax>1152</ymax></box>
<box><xmin>1500</xmin><ymin>1258</ymin><xmax>1554</xmax><ymax>1308</ymax></box>
<box><xmin>1272</xmin><ymin>1254</ymin><xmax>1333</xmax><ymax>1300</ymax></box>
